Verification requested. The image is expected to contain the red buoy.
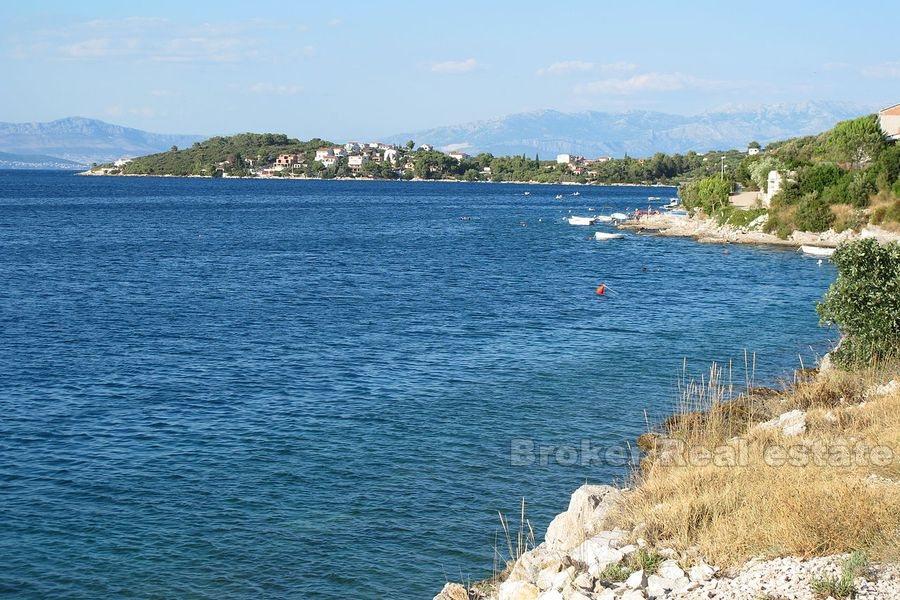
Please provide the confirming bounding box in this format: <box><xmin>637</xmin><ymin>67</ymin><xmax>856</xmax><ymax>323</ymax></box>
<box><xmin>595</xmin><ymin>283</ymin><xmax>606</xmax><ymax>296</ymax></box>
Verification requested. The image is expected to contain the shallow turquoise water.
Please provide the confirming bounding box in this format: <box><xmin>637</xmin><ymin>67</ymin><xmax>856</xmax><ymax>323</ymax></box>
<box><xmin>0</xmin><ymin>172</ymin><xmax>836</xmax><ymax>598</ymax></box>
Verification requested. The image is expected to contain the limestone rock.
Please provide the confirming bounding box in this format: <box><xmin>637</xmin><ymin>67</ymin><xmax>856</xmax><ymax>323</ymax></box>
<box><xmin>656</xmin><ymin>559</ymin><xmax>685</xmax><ymax>581</ymax></box>
<box><xmin>572</xmin><ymin>571</ymin><xmax>593</xmax><ymax>590</ymax></box>
<box><xmin>758</xmin><ymin>409</ymin><xmax>806</xmax><ymax>436</ymax></box>
<box><xmin>688</xmin><ymin>562</ymin><xmax>716</xmax><ymax>582</ymax></box>
<box><xmin>433</xmin><ymin>582</ymin><xmax>469</xmax><ymax>600</ymax></box>
<box><xmin>569</xmin><ymin>536</ymin><xmax>624</xmax><ymax>571</ymax></box>
<box><xmin>625</xmin><ymin>569</ymin><xmax>647</xmax><ymax>590</ymax></box>
<box><xmin>536</xmin><ymin>563</ymin><xmax>562</xmax><ymax>590</ymax></box>
<box><xmin>545</xmin><ymin>485</ymin><xmax>624</xmax><ymax>551</ymax></box>
<box><xmin>499</xmin><ymin>580</ymin><xmax>540</xmax><ymax>600</ymax></box>
<box><xmin>620</xmin><ymin>589</ymin><xmax>646</xmax><ymax>600</ymax></box>
<box><xmin>535</xmin><ymin>590</ymin><xmax>563</xmax><ymax>600</ymax></box>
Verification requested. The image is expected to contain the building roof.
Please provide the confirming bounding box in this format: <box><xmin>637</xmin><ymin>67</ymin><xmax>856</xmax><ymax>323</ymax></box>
<box><xmin>880</xmin><ymin>103</ymin><xmax>900</xmax><ymax>116</ymax></box>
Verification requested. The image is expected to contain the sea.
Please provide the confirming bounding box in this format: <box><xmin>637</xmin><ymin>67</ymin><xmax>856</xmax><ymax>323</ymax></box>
<box><xmin>0</xmin><ymin>171</ymin><xmax>837</xmax><ymax>599</ymax></box>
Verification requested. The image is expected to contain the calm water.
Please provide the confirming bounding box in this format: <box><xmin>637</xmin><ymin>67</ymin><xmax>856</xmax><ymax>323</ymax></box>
<box><xmin>0</xmin><ymin>172</ymin><xmax>836</xmax><ymax>599</ymax></box>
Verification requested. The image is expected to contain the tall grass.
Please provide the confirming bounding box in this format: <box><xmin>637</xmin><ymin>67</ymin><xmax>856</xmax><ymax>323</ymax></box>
<box><xmin>620</xmin><ymin>361</ymin><xmax>900</xmax><ymax>566</ymax></box>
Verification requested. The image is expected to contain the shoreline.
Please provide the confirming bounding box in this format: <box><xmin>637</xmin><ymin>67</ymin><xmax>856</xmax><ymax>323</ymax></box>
<box><xmin>618</xmin><ymin>211</ymin><xmax>900</xmax><ymax>249</ymax></box>
<box><xmin>75</xmin><ymin>170</ymin><xmax>677</xmax><ymax>188</ymax></box>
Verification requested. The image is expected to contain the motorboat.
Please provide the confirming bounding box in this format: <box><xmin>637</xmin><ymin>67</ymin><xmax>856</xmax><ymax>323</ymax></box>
<box><xmin>568</xmin><ymin>216</ymin><xmax>595</xmax><ymax>225</ymax></box>
<box><xmin>610</xmin><ymin>212</ymin><xmax>629</xmax><ymax>220</ymax></box>
<box><xmin>594</xmin><ymin>231</ymin><xmax>624</xmax><ymax>240</ymax></box>
<box><xmin>800</xmin><ymin>245</ymin><xmax>835</xmax><ymax>257</ymax></box>
<box><xmin>593</xmin><ymin>215</ymin><xmax>613</xmax><ymax>222</ymax></box>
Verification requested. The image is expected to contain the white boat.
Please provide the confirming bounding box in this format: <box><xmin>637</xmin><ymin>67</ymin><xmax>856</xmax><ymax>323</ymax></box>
<box><xmin>662</xmin><ymin>199</ymin><xmax>679</xmax><ymax>209</ymax></box>
<box><xmin>572</xmin><ymin>191</ymin><xmax>580</xmax><ymax>196</ymax></box>
<box><xmin>523</xmin><ymin>191</ymin><xmax>531</xmax><ymax>196</ymax></box>
<box><xmin>567</xmin><ymin>216</ymin><xmax>595</xmax><ymax>225</ymax></box>
<box><xmin>648</xmin><ymin>196</ymin><xmax>661</xmax><ymax>200</ymax></box>
<box><xmin>555</xmin><ymin>194</ymin><xmax>563</xmax><ymax>200</ymax></box>
<box><xmin>593</xmin><ymin>215</ymin><xmax>613</xmax><ymax>222</ymax></box>
<box><xmin>800</xmin><ymin>245</ymin><xmax>835</xmax><ymax>257</ymax></box>
<box><xmin>594</xmin><ymin>231</ymin><xmax>624</xmax><ymax>240</ymax></box>
<box><xmin>610</xmin><ymin>212</ymin><xmax>629</xmax><ymax>220</ymax></box>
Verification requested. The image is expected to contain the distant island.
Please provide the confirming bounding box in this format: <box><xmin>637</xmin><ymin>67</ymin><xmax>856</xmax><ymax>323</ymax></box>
<box><xmin>87</xmin><ymin>133</ymin><xmax>747</xmax><ymax>186</ymax></box>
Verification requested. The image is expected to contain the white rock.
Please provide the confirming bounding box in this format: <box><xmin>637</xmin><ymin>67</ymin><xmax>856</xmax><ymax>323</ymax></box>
<box><xmin>569</xmin><ymin>536</ymin><xmax>624</xmax><ymax>571</ymax></box>
<box><xmin>657</xmin><ymin>559</ymin><xmax>685</xmax><ymax>580</ymax></box>
<box><xmin>433</xmin><ymin>582</ymin><xmax>469</xmax><ymax>600</ymax></box>
<box><xmin>646</xmin><ymin>574</ymin><xmax>675</xmax><ymax>595</ymax></box>
<box><xmin>499</xmin><ymin>580</ymin><xmax>540</xmax><ymax>600</ymax></box>
<box><xmin>870</xmin><ymin>379</ymin><xmax>898</xmax><ymax>398</ymax></box>
<box><xmin>544</xmin><ymin>511</ymin><xmax>582</xmax><ymax>551</ymax></box>
<box><xmin>620</xmin><ymin>590</ymin><xmax>646</xmax><ymax>600</ymax></box>
<box><xmin>545</xmin><ymin>485</ymin><xmax>624</xmax><ymax>551</ymax></box>
<box><xmin>594</xmin><ymin>589</ymin><xmax>616</xmax><ymax>600</ymax></box>
<box><xmin>536</xmin><ymin>590</ymin><xmax>563</xmax><ymax>600</ymax></box>
<box><xmin>566</xmin><ymin>591</ymin><xmax>592</xmax><ymax>600</ymax></box>
<box><xmin>572</xmin><ymin>572</ymin><xmax>593</xmax><ymax>590</ymax></box>
<box><xmin>536</xmin><ymin>564</ymin><xmax>562</xmax><ymax>590</ymax></box>
<box><xmin>625</xmin><ymin>569</ymin><xmax>647</xmax><ymax>589</ymax></box>
<box><xmin>758</xmin><ymin>409</ymin><xmax>806</xmax><ymax>436</ymax></box>
<box><xmin>688</xmin><ymin>562</ymin><xmax>716</xmax><ymax>582</ymax></box>
<box><xmin>549</xmin><ymin>567</ymin><xmax>574</xmax><ymax>591</ymax></box>
<box><xmin>618</xmin><ymin>544</ymin><xmax>637</xmax><ymax>556</ymax></box>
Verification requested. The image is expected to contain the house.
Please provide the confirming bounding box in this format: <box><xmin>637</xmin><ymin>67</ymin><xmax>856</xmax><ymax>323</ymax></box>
<box><xmin>764</xmin><ymin>170</ymin><xmax>783</xmax><ymax>206</ymax></box>
<box><xmin>315</xmin><ymin>148</ymin><xmax>334</xmax><ymax>163</ymax></box>
<box><xmin>556</xmin><ymin>154</ymin><xmax>572</xmax><ymax>165</ymax></box>
<box><xmin>383</xmin><ymin>148</ymin><xmax>399</xmax><ymax>164</ymax></box>
<box><xmin>448</xmin><ymin>151</ymin><xmax>469</xmax><ymax>162</ymax></box>
<box><xmin>320</xmin><ymin>156</ymin><xmax>337</xmax><ymax>168</ymax></box>
<box><xmin>879</xmin><ymin>104</ymin><xmax>900</xmax><ymax>141</ymax></box>
<box><xmin>419</xmin><ymin>144</ymin><xmax>433</xmax><ymax>152</ymax></box>
<box><xmin>275</xmin><ymin>153</ymin><xmax>301</xmax><ymax>167</ymax></box>
<box><xmin>747</xmin><ymin>147</ymin><xmax>760</xmax><ymax>156</ymax></box>
<box><xmin>113</xmin><ymin>158</ymin><xmax>132</xmax><ymax>168</ymax></box>
<box><xmin>344</xmin><ymin>142</ymin><xmax>362</xmax><ymax>153</ymax></box>
<box><xmin>348</xmin><ymin>155</ymin><xmax>369</xmax><ymax>171</ymax></box>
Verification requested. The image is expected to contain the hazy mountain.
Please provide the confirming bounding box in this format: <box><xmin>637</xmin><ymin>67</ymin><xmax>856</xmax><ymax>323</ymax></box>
<box><xmin>0</xmin><ymin>151</ymin><xmax>86</xmax><ymax>170</ymax></box>
<box><xmin>388</xmin><ymin>102</ymin><xmax>871</xmax><ymax>158</ymax></box>
<box><xmin>0</xmin><ymin>117</ymin><xmax>204</xmax><ymax>165</ymax></box>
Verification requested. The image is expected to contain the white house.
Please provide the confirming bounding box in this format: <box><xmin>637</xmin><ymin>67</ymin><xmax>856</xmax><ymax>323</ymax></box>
<box><xmin>448</xmin><ymin>151</ymin><xmax>469</xmax><ymax>162</ymax></box>
<box><xmin>320</xmin><ymin>156</ymin><xmax>337</xmax><ymax>168</ymax></box>
<box><xmin>419</xmin><ymin>144</ymin><xmax>433</xmax><ymax>152</ymax></box>
<box><xmin>315</xmin><ymin>148</ymin><xmax>334</xmax><ymax>162</ymax></box>
<box><xmin>556</xmin><ymin>154</ymin><xmax>572</xmax><ymax>165</ymax></box>
<box><xmin>113</xmin><ymin>158</ymin><xmax>132</xmax><ymax>167</ymax></box>
<box><xmin>747</xmin><ymin>147</ymin><xmax>760</xmax><ymax>156</ymax></box>
<box><xmin>764</xmin><ymin>170</ymin><xmax>783</xmax><ymax>206</ymax></box>
<box><xmin>383</xmin><ymin>148</ymin><xmax>399</xmax><ymax>164</ymax></box>
<box><xmin>348</xmin><ymin>155</ymin><xmax>369</xmax><ymax>171</ymax></box>
<box><xmin>879</xmin><ymin>103</ymin><xmax>900</xmax><ymax>141</ymax></box>
<box><xmin>344</xmin><ymin>142</ymin><xmax>362</xmax><ymax>153</ymax></box>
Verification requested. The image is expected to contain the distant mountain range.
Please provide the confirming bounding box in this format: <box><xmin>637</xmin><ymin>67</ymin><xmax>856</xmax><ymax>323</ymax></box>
<box><xmin>387</xmin><ymin>101</ymin><xmax>871</xmax><ymax>158</ymax></box>
<box><xmin>0</xmin><ymin>117</ymin><xmax>204</xmax><ymax>167</ymax></box>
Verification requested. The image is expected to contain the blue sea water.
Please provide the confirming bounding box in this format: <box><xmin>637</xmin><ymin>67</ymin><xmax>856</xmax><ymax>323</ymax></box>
<box><xmin>0</xmin><ymin>171</ymin><xmax>836</xmax><ymax>599</ymax></box>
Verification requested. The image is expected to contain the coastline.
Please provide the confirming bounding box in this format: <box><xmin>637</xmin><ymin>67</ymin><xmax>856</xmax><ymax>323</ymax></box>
<box><xmin>618</xmin><ymin>211</ymin><xmax>900</xmax><ymax>248</ymax></box>
<box><xmin>75</xmin><ymin>170</ymin><xmax>676</xmax><ymax>187</ymax></box>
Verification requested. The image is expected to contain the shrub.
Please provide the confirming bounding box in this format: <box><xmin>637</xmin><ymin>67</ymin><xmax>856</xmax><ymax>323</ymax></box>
<box><xmin>847</xmin><ymin>170</ymin><xmax>877</xmax><ymax>208</ymax></box>
<box><xmin>830</xmin><ymin>204</ymin><xmax>864</xmax><ymax>233</ymax></box>
<box><xmin>817</xmin><ymin>239</ymin><xmax>900</xmax><ymax>365</ymax></box>
<box><xmin>794</xmin><ymin>193</ymin><xmax>835</xmax><ymax>232</ymax></box>
<box><xmin>799</xmin><ymin>163</ymin><xmax>844</xmax><ymax>195</ymax></box>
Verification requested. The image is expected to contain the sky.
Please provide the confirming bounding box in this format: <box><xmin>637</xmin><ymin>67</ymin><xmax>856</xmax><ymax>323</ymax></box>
<box><xmin>1</xmin><ymin>0</ymin><xmax>898</xmax><ymax>140</ymax></box>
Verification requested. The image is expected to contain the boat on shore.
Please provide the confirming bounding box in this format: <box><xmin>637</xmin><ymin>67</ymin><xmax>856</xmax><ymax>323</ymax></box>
<box><xmin>610</xmin><ymin>212</ymin><xmax>629</xmax><ymax>221</ymax></box>
<box><xmin>593</xmin><ymin>215</ymin><xmax>613</xmax><ymax>223</ymax></box>
<box><xmin>594</xmin><ymin>231</ymin><xmax>624</xmax><ymax>240</ymax></box>
<box><xmin>800</xmin><ymin>245</ymin><xmax>836</xmax><ymax>257</ymax></box>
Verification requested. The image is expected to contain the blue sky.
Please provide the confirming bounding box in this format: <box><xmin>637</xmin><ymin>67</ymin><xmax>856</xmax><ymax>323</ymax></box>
<box><xmin>1</xmin><ymin>0</ymin><xmax>898</xmax><ymax>139</ymax></box>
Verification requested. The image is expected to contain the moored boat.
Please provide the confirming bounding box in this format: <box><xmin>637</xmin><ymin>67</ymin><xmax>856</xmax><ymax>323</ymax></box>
<box><xmin>800</xmin><ymin>245</ymin><xmax>835</xmax><ymax>257</ymax></box>
<box><xmin>610</xmin><ymin>212</ymin><xmax>629</xmax><ymax>220</ymax></box>
<box><xmin>594</xmin><ymin>231</ymin><xmax>624</xmax><ymax>240</ymax></box>
<box><xmin>567</xmin><ymin>216</ymin><xmax>595</xmax><ymax>225</ymax></box>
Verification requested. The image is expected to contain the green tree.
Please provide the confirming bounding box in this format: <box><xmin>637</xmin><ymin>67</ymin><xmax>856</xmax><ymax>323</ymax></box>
<box><xmin>405</xmin><ymin>140</ymin><xmax>415</xmax><ymax>150</ymax></box>
<box><xmin>825</xmin><ymin>115</ymin><xmax>886</xmax><ymax>169</ymax></box>
<box><xmin>817</xmin><ymin>239</ymin><xmax>900</xmax><ymax>365</ymax></box>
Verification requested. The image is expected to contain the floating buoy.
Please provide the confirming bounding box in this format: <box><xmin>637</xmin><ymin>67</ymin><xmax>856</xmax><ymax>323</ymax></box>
<box><xmin>595</xmin><ymin>283</ymin><xmax>606</xmax><ymax>296</ymax></box>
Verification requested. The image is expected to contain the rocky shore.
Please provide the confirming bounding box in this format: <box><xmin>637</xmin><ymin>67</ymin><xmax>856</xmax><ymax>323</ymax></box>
<box><xmin>435</xmin><ymin>371</ymin><xmax>900</xmax><ymax>600</ymax></box>
<box><xmin>618</xmin><ymin>212</ymin><xmax>900</xmax><ymax>248</ymax></box>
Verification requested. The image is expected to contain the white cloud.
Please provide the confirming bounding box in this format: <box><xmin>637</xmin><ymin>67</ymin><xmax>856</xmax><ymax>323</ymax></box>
<box><xmin>861</xmin><ymin>62</ymin><xmax>900</xmax><ymax>79</ymax></box>
<box><xmin>574</xmin><ymin>72</ymin><xmax>741</xmax><ymax>95</ymax></box>
<box><xmin>430</xmin><ymin>58</ymin><xmax>478</xmax><ymax>74</ymax></box>
<box><xmin>328</xmin><ymin>18</ymin><xmax>343</xmax><ymax>27</ymax></box>
<box><xmin>246</xmin><ymin>82</ymin><xmax>303</xmax><ymax>95</ymax></box>
<box><xmin>537</xmin><ymin>60</ymin><xmax>636</xmax><ymax>76</ymax></box>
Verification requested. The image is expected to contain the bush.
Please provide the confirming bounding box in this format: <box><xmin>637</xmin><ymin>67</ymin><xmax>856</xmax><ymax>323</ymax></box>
<box><xmin>817</xmin><ymin>239</ymin><xmax>900</xmax><ymax>365</ymax></box>
<box><xmin>795</xmin><ymin>193</ymin><xmax>835</xmax><ymax>232</ymax></box>
<box><xmin>799</xmin><ymin>163</ymin><xmax>844</xmax><ymax>195</ymax></box>
<box><xmin>847</xmin><ymin>170</ymin><xmax>877</xmax><ymax>207</ymax></box>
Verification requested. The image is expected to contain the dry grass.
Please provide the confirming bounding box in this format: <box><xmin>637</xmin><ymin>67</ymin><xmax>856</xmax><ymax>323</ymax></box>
<box><xmin>830</xmin><ymin>203</ymin><xmax>865</xmax><ymax>233</ymax></box>
<box><xmin>618</xmin><ymin>361</ymin><xmax>900</xmax><ymax>567</ymax></box>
